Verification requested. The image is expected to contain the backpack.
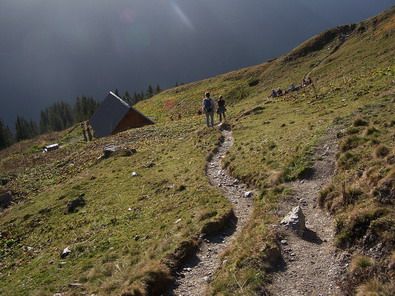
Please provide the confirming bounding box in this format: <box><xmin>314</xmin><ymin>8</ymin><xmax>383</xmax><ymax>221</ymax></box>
<box><xmin>203</xmin><ymin>98</ymin><xmax>212</xmax><ymax>112</ymax></box>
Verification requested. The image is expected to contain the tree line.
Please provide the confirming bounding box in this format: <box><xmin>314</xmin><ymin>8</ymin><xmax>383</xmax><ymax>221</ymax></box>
<box><xmin>0</xmin><ymin>84</ymin><xmax>162</xmax><ymax>150</ymax></box>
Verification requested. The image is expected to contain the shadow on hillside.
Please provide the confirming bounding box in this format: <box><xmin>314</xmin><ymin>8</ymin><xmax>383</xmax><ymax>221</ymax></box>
<box><xmin>270</xmin><ymin>254</ymin><xmax>287</xmax><ymax>273</ymax></box>
<box><xmin>205</xmin><ymin>216</ymin><xmax>237</xmax><ymax>243</ymax></box>
<box><xmin>302</xmin><ymin>228</ymin><xmax>323</xmax><ymax>244</ymax></box>
<box><xmin>298</xmin><ymin>167</ymin><xmax>316</xmax><ymax>180</ymax></box>
<box><xmin>169</xmin><ymin>218</ymin><xmax>238</xmax><ymax>294</ymax></box>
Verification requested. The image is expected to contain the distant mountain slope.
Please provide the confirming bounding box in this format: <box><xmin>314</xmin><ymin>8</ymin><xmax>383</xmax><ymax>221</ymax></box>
<box><xmin>136</xmin><ymin>5</ymin><xmax>395</xmax><ymax>122</ymax></box>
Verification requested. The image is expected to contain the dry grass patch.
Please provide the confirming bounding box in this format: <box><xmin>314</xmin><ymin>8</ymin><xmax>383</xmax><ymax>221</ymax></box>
<box><xmin>350</xmin><ymin>255</ymin><xmax>374</xmax><ymax>273</ymax></box>
<box><xmin>356</xmin><ymin>279</ymin><xmax>395</xmax><ymax>296</ymax></box>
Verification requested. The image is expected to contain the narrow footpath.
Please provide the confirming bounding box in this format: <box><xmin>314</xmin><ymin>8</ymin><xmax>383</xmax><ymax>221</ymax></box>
<box><xmin>269</xmin><ymin>128</ymin><xmax>345</xmax><ymax>296</ymax></box>
<box><xmin>172</xmin><ymin>129</ymin><xmax>254</xmax><ymax>296</ymax></box>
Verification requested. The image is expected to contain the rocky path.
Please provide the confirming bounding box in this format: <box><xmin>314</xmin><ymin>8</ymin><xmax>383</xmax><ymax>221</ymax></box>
<box><xmin>269</xmin><ymin>128</ymin><xmax>345</xmax><ymax>296</ymax></box>
<box><xmin>172</xmin><ymin>129</ymin><xmax>254</xmax><ymax>296</ymax></box>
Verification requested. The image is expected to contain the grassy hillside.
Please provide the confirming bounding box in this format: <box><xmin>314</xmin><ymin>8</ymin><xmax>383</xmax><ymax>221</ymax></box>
<box><xmin>1</xmin><ymin>6</ymin><xmax>394</xmax><ymax>296</ymax></box>
<box><xmin>0</xmin><ymin>121</ymin><xmax>234</xmax><ymax>295</ymax></box>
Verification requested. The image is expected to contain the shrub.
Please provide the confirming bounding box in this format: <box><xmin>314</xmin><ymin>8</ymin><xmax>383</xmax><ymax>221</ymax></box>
<box><xmin>248</xmin><ymin>79</ymin><xmax>260</xmax><ymax>87</ymax></box>
<box><xmin>268</xmin><ymin>171</ymin><xmax>284</xmax><ymax>186</ymax></box>
<box><xmin>318</xmin><ymin>185</ymin><xmax>336</xmax><ymax>208</ymax></box>
<box><xmin>342</xmin><ymin>185</ymin><xmax>364</xmax><ymax>205</ymax></box>
<box><xmin>356</xmin><ymin>279</ymin><xmax>394</xmax><ymax>296</ymax></box>
<box><xmin>350</xmin><ymin>255</ymin><xmax>374</xmax><ymax>273</ymax></box>
<box><xmin>363</xmin><ymin>126</ymin><xmax>380</xmax><ymax>136</ymax></box>
<box><xmin>353</xmin><ymin>117</ymin><xmax>369</xmax><ymax>127</ymax></box>
<box><xmin>346</xmin><ymin>126</ymin><xmax>362</xmax><ymax>135</ymax></box>
<box><xmin>338</xmin><ymin>152</ymin><xmax>360</xmax><ymax>169</ymax></box>
<box><xmin>340</xmin><ymin>135</ymin><xmax>367</xmax><ymax>152</ymax></box>
<box><xmin>336</xmin><ymin>208</ymin><xmax>386</xmax><ymax>248</ymax></box>
<box><xmin>373</xmin><ymin>169</ymin><xmax>395</xmax><ymax>204</ymax></box>
<box><xmin>373</xmin><ymin>144</ymin><xmax>390</xmax><ymax>158</ymax></box>
<box><xmin>369</xmin><ymin>215</ymin><xmax>395</xmax><ymax>245</ymax></box>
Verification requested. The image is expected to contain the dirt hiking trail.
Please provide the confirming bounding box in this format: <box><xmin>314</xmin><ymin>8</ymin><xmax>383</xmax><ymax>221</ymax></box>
<box><xmin>269</xmin><ymin>127</ymin><xmax>345</xmax><ymax>296</ymax></box>
<box><xmin>172</xmin><ymin>129</ymin><xmax>254</xmax><ymax>296</ymax></box>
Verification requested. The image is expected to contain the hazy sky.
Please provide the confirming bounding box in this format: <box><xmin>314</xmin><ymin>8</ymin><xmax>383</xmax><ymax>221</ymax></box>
<box><xmin>0</xmin><ymin>0</ymin><xmax>394</xmax><ymax>125</ymax></box>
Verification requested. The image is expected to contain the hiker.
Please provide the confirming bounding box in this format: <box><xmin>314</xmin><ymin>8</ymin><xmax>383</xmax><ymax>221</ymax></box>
<box><xmin>217</xmin><ymin>95</ymin><xmax>226</xmax><ymax>122</ymax></box>
<box><xmin>302</xmin><ymin>77</ymin><xmax>312</xmax><ymax>87</ymax></box>
<box><xmin>86</xmin><ymin>123</ymin><xmax>93</xmax><ymax>141</ymax></box>
<box><xmin>81</xmin><ymin>123</ymin><xmax>88</xmax><ymax>142</ymax></box>
<box><xmin>202</xmin><ymin>92</ymin><xmax>215</xmax><ymax>127</ymax></box>
<box><xmin>277</xmin><ymin>88</ymin><xmax>283</xmax><ymax>96</ymax></box>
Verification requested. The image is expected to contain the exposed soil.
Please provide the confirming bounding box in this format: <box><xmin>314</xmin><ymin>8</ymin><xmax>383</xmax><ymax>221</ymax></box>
<box><xmin>171</xmin><ymin>129</ymin><xmax>254</xmax><ymax>296</ymax></box>
<box><xmin>269</xmin><ymin>127</ymin><xmax>347</xmax><ymax>296</ymax></box>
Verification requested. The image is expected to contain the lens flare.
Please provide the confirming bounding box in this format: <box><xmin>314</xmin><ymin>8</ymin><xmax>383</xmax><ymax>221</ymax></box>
<box><xmin>171</xmin><ymin>1</ymin><xmax>194</xmax><ymax>30</ymax></box>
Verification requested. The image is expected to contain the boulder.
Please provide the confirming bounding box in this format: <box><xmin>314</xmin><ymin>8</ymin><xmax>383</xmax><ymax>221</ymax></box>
<box><xmin>103</xmin><ymin>145</ymin><xmax>136</xmax><ymax>159</ymax></box>
<box><xmin>60</xmin><ymin>247</ymin><xmax>71</xmax><ymax>259</ymax></box>
<box><xmin>281</xmin><ymin>206</ymin><xmax>306</xmax><ymax>235</ymax></box>
<box><xmin>0</xmin><ymin>191</ymin><xmax>13</xmax><ymax>209</ymax></box>
<box><xmin>244</xmin><ymin>191</ymin><xmax>253</xmax><ymax>198</ymax></box>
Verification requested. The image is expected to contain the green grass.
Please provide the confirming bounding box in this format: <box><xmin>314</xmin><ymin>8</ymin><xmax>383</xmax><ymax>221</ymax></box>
<box><xmin>0</xmin><ymin>121</ymin><xmax>233</xmax><ymax>295</ymax></box>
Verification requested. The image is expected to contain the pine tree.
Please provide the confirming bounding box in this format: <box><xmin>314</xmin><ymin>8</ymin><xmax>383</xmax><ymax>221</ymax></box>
<box><xmin>132</xmin><ymin>92</ymin><xmax>139</xmax><ymax>105</ymax></box>
<box><xmin>15</xmin><ymin>116</ymin><xmax>33</xmax><ymax>141</ymax></box>
<box><xmin>29</xmin><ymin>120</ymin><xmax>38</xmax><ymax>138</ymax></box>
<box><xmin>146</xmin><ymin>85</ymin><xmax>154</xmax><ymax>98</ymax></box>
<box><xmin>155</xmin><ymin>84</ymin><xmax>161</xmax><ymax>94</ymax></box>
<box><xmin>123</xmin><ymin>91</ymin><xmax>131</xmax><ymax>105</ymax></box>
<box><xmin>0</xmin><ymin>119</ymin><xmax>13</xmax><ymax>150</ymax></box>
<box><xmin>39</xmin><ymin>110</ymin><xmax>49</xmax><ymax>134</ymax></box>
<box><xmin>74</xmin><ymin>96</ymin><xmax>83</xmax><ymax>123</ymax></box>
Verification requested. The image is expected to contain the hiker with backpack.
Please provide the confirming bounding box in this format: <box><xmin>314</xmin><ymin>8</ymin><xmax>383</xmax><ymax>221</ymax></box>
<box><xmin>217</xmin><ymin>95</ymin><xmax>226</xmax><ymax>122</ymax></box>
<box><xmin>202</xmin><ymin>92</ymin><xmax>215</xmax><ymax>127</ymax></box>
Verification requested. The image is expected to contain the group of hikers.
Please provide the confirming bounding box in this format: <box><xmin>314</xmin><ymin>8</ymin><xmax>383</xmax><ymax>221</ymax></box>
<box><xmin>201</xmin><ymin>92</ymin><xmax>226</xmax><ymax>127</ymax></box>
<box><xmin>270</xmin><ymin>76</ymin><xmax>312</xmax><ymax>98</ymax></box>
<box><xmin>201</xmin><ymin>76</ymin><xmax>313</xmax><ymax>127</ymax></box>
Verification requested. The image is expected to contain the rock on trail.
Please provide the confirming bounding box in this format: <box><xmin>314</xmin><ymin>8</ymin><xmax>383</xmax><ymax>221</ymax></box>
<box><xmin>172</xmin><ymin>130</ymin><xmax>253</xmax><ymax>296</ymax></box>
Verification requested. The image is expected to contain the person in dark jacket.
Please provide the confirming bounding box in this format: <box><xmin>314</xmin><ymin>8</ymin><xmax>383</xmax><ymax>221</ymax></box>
<box><xmin>217</xmin><ymin>95</ymin><xmax>226</xmax><ymax>122</ymax></box>
<box><xmin>202</xmin><ymin>92</ymin><xmax>215</xmax><ymax>127</ymax></box>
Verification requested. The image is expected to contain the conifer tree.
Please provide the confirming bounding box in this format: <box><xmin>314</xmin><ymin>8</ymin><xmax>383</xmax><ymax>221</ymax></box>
<box><xmin>146</xmin><ymin>85</ymin><xmax>154</xmax><ymax>98</ymax></box>
<box><xmin>123</xmin><ymin>91</ymin><xmax>131</xmax><ymax>105</ymax></box>
<box><xmin>132</xmin><ymin>92</ymin><xmax>139</xmax><ymax>105</ymax></box>
<box><xmin>0</xmin><ymin>119</ymin><xmax>14</xmax><ymax>150</ymax></box>
<box><xmin>39</xmin><ymin>110</ymin><xmax>49</xmax><ymax>134</ymax></box>
<box><xmin>29</xmin><ymin>120</ymin><xmax>38</xmax><ymax>137</ymax></box>
<box><xmin>15</xmin><ymin>116</ymin><xmax>35</xmax><ymax>141</ymax></box>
